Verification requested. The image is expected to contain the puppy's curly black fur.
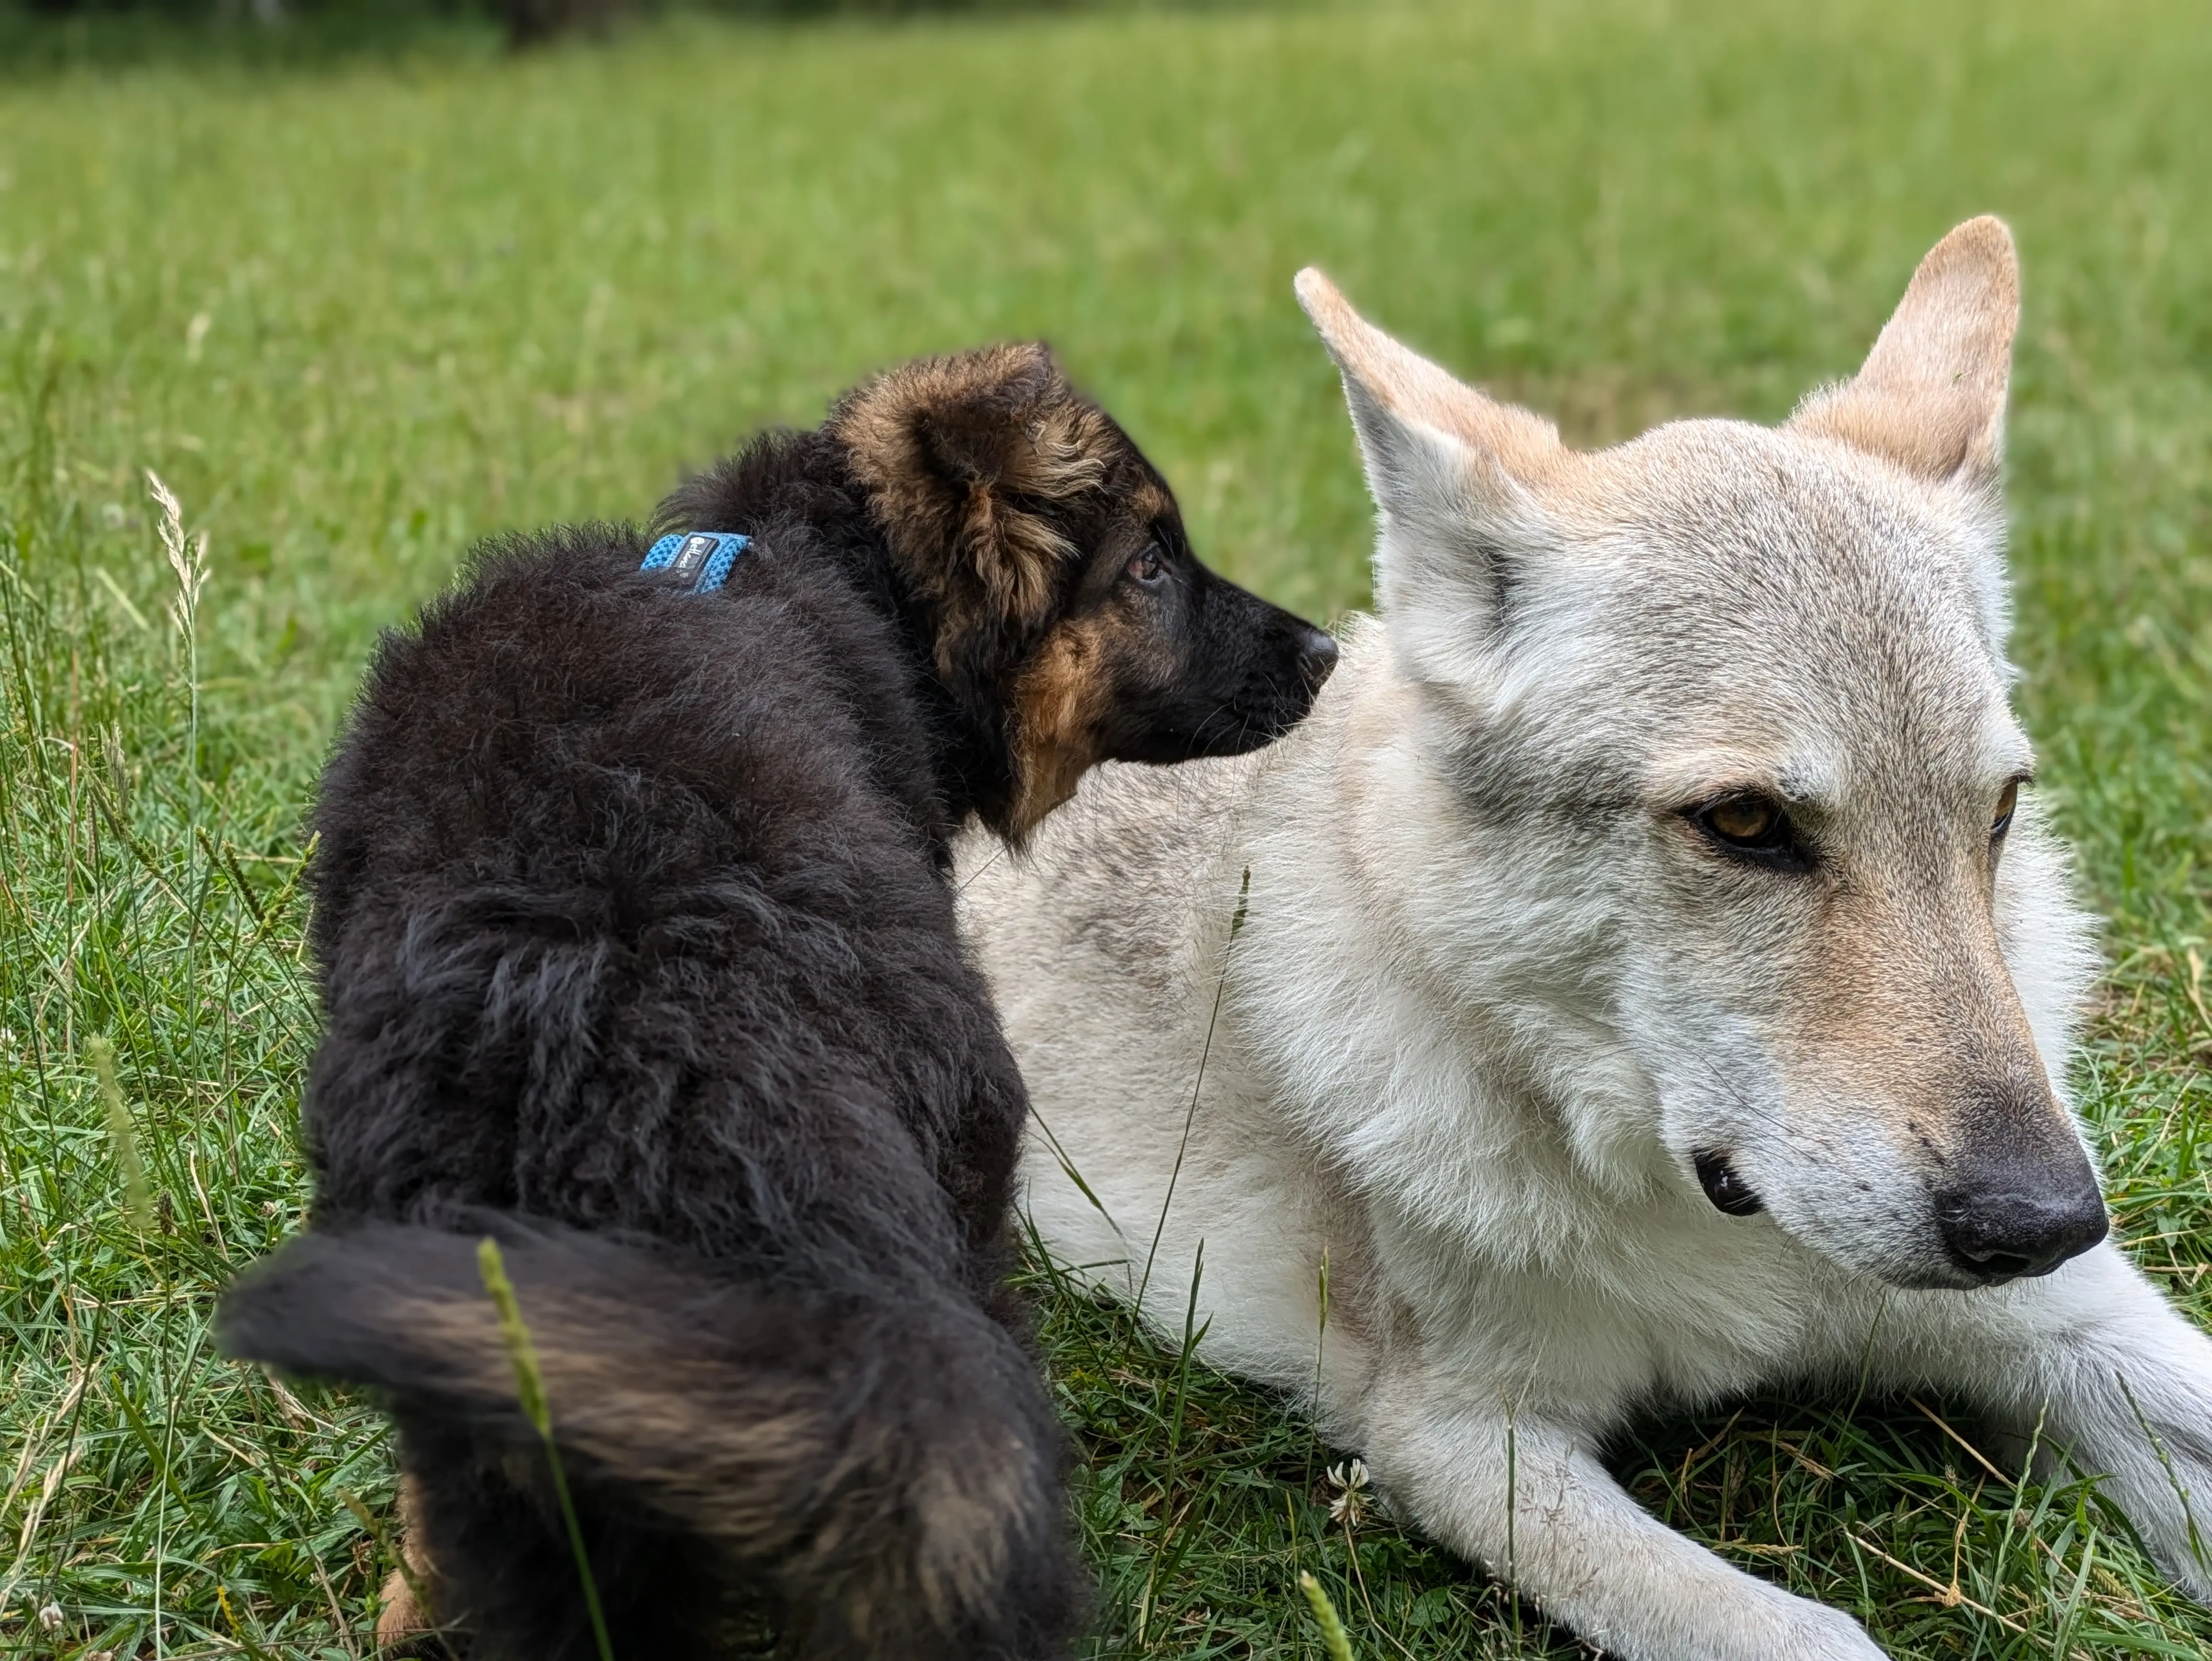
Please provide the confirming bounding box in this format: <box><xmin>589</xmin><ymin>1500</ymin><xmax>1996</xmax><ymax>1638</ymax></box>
<box><xmin>219</xmin><ymin>345</ymin><xmax>1336</xmax><ymax>1661</ymax></box>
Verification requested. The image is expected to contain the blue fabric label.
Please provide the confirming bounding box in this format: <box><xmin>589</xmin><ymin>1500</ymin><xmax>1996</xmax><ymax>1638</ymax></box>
<box><xmin>642</xmin><ymin>532</ymin><xmax>750</xmax><ymax>593</ymax></box>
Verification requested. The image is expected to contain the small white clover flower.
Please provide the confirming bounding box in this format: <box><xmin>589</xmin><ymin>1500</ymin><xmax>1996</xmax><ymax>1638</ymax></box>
<box><xmin>1325</xmin><ymin>1457</ymin><xmax>1371</xmax><ymax>1528</ymax></box>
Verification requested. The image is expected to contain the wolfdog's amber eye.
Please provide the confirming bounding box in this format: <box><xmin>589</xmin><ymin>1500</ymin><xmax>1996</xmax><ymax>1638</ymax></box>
<box><xmin>1703</xmin><ymin>797</ymin><xmax>1779</xmax><ymax>843</ymax></box>
<box><xmin>1991</xmin><ymin>780</ymin><xmax>2019</xmax><ymax>838</ymax></box>
<box><xmin>1127</xmin><ymin>546</ymin><xmax>1166</xmax><ymax>585</ymax></box>
<box><xmin>1691</xmin><ymin>793</ymin><xmax>1811</xmax><ymax>872</ymax></box>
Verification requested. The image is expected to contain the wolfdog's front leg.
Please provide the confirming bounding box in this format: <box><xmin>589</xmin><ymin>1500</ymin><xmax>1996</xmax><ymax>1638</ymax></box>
<box><xmin>1913</xmin><ymin>1246</ymin><xmax>2212</xmax><ymax>1604</ymax></box>
<box><xmin>1363</xmin><ymin>1383</ymin><xmax>1883</xmax><ymax>1661</ymax></box>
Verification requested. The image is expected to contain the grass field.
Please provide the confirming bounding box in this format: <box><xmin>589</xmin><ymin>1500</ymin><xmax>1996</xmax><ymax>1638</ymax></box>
<box><xmin>1</xmin><ymin>0</ymin><xmax>2208</xmax><ymax>1655</ymax></box>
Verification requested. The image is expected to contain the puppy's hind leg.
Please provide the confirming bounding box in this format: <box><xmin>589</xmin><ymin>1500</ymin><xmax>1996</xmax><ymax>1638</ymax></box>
<box><xmin>376</xmin><ymin>1566</ymin><xmax>453</xmax><ymax>1659</ymax></box>
<box><xmin>374</xmin><ymin>1475</ymin><xmax>457</xmax><ymax>1660</ymax></box>
<box><xmin>392</xmin><ymin>1416</ymin><xmax>730</xmax><ymax>1661</ymax></box>
<box><xmin>1362</xmin><ymin>1377</ymin><xmax>1883</xmax><ymax>1661</ymax></box>
<box><xmin>223</xmin><ymin>1221</ymin><xmax>1080</xmax><ymax>1661</ymax></box>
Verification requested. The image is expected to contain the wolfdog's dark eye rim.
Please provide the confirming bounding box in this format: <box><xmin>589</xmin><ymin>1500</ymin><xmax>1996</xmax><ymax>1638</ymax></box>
<box><xmin>1678</xmin><ymin>774</ymin><xmax>2036</xmax><ymax>864</ymax></box>
<box><xmin>1697</xmin><ymin>829</ymin><xmax>1820</xmax><ymax>875</ymax></box>
<box><xmin>1680</xmin><ymin>795</ymin><xmax>1818</xmax><ymax>873</ymax></box>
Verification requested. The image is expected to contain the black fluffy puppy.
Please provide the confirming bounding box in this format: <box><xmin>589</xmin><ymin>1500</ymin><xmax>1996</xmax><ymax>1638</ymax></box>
<box><xmin>219</xmin><ymin>344</ymin><xmax>1335</xmax><ymax>1661</ymax></box>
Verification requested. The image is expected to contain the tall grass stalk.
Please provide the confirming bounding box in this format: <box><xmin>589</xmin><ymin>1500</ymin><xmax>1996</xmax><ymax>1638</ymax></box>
<box><xmin>4</xmin><ymin>358</ymin><xmax>381</xmax><ymax>1657</ymax></box>
<box><xmin>146</xmin><ymin>470</ymin><xmax>208</xmax><ymax>830</ymax></box>
<box><xmin>1136</xmin><ymin>867</ymin><xmax>1248</xmax><ymax>1315</ymax></box>
<box><xmin>475</xmin><ymin>1238</ymin><xmax>617</xmax><ymax>1661</ymax></box>
<box><xmin>1298</xmin><ymin>1571</ymin><xmax>1357</xmax><ymax>1661</ymax></box>
<box><xmin>87</xmin><ymin>1032</ymin><xmax>155</xmax><ymax>1237</ymax></box>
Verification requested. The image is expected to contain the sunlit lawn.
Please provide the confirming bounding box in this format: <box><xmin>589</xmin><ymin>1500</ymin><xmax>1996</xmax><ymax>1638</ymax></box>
<box><xmin>1</xmin><ymin>1</ymin><xmax>2207</xmax><ymax>1654</ymax></box>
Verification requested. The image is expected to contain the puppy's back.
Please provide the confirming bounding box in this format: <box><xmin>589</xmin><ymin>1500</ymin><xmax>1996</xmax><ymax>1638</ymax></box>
<box><xmin>313</xmin><ymin>523</ymin><xmax>897</xmax><ymax>939</ymax></box>
<box><xmin>302</xmin><ymin>523</ymin><xmax>1015</xmax><ymax>1264</ymax></box>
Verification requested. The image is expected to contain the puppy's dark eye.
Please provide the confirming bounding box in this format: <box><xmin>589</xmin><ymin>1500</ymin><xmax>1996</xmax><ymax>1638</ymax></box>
<box><xmin>1691</xmin><ymin>794</ymin><xmax>1812</xmax><ymax>872</ymax></box>
<box><xmin>1991</xmin><ymin>779</ymin><xmax>2019</xmax><ymax>840</ymax></box>
<box><xmin>1127</xmin><ymin>546</ymin><xmax>1166</xmax><ymax>586</ymax></box>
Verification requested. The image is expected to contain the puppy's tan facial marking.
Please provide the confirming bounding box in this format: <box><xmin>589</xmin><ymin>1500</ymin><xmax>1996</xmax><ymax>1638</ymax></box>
<box><xmin>1004</xmin><ymin>612</ymin><xmax>1118</xmax><ymax>840</ymax></box>
<box><xmin>1124</xmin><ymin>477</ymin><xmax>1174</xmax><ymax>528</ymax></box>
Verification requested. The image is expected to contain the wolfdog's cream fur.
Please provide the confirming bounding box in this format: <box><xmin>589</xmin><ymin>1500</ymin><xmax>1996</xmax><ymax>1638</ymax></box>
<box><xmin>960</xmin><ymin>220</ymin><xmax>2212</xmax><ymax>1659</ymax></box>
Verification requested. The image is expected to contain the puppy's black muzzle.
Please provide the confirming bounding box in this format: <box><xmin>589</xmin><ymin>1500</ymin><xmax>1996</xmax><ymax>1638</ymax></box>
<box><xmin>1101</xmin><ymin>565</ymin><xmax>1334</xmax><ymax>763</ymax></box>
<box><xmin>1296</xmin><ymin>623</ymin><xmax>1341</xmax><ymax>687</ymax></box>
<box><xmin>1174</xmin><ymin>576</ymin><xmax>1337</xmax><ymax>756</ymax></box>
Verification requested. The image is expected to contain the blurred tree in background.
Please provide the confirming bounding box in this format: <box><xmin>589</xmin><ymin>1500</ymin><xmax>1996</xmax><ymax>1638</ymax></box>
<box><xmin>12</xmin><ymin>0</ymin><xmax>633</xmax><ymax>50</ymax></box>
<box><xmin>2</xmin><ymin>0</ymin><xmax>1067</xmax><ymax>63</ymax></box>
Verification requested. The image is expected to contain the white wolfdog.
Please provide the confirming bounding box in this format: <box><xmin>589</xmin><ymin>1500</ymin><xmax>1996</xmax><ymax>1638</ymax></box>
<box><xmin>960</xmin><ymin>219</ymin><xmax>2212</xmax><ymax>1658</ymax></box>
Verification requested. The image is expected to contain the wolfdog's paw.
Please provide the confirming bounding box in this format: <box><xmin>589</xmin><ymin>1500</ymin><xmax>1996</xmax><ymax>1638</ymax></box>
<box><xmin>2149</xmin><ymin>1462</ymin><xmax>2212</xmax><ymax>1609</ymax></box>
<box><xmin>2154</xmin><ymin>1538</ymin><xmax>2212</xmax><ymax>1610</ymax></box>
<box><xmin>1611</xmin><ymin>1576</ymin><xmax>1884</xmax><ymax>1660</ymax></box>
<box><xmin>1765</xmin><ymin>1594</ymin><xmax>1887</xmax><ymax>1661</ymax></box>
<box><xmin>1674</xmin><ymin>1577</ymin><xmax>1885</xmax><ymax>1661</ymax></box>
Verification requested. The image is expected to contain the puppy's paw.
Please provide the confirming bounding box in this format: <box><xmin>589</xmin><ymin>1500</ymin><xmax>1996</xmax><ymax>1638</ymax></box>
<box><xmin>375</xmin><ymin>1566</ymin><xmax>461</xmax><ymax>1660</ymax></box>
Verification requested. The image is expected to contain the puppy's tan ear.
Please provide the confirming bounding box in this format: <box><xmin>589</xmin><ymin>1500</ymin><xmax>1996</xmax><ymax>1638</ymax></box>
<box><xmin>1790</xmin><ymin>217</ymin><xmax>2019</xmax><ymax>491</ymax></box>
<box><xmin>1297</xmin><ymin>269</ymin><xmax>1563</xmax><ymax>676</ymax></box>
<box><xmin>905</xmin><ymin>342</ymin><xmax>1102</xmax><ymax>501</ymax></box>
<box><xmin>835</xmin><ymin>343</ymin><xmax>1104</xmax><ymax>644</ymax></box>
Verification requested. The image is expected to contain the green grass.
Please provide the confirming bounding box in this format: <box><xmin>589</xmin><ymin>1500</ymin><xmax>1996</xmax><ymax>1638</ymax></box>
<box><xmin>1</xmin><ymin>0</ymin><xmax>2208</xmax><ymax>1654</ymax></box>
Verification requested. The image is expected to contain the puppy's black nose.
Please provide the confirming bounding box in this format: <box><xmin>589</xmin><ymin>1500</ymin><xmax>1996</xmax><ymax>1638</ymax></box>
<box><xmin>1937</xmin><ymin>1175</ymin><xmax>2107</xmax><ymax>1283</ymax></box>
<box><xmin>1296</xmin><ymin>626</ymin><xmax>1338</xmax><ymax>690</ymax></box>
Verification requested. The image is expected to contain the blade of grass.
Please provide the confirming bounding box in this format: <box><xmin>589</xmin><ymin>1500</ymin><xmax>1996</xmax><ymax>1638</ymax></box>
<box><xmin>476</xmin><ymin>1237</ymin><xmax>616</xmax><ymax>1661</ymax></box>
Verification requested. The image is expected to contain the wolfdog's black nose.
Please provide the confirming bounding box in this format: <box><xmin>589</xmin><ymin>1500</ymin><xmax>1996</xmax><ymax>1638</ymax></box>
<box><xmin>1937</xmin><ymin>1174</ymin><xmax>2108</xmax><ymax>1283</ymax></box>
<box><xmin>1297</xmin><ymin>625</ymin><xmax>1338</xmax><ymax>691</ymax></box>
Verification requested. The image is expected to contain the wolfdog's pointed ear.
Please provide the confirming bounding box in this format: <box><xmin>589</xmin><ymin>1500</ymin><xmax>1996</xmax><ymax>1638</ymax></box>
<box><xmin>1790</xmin><ymin>218</ymin><xmax>2019</xmax><ymax>493</ymax></box>
<box><xmin>1296</xmin><ymin>269</ymin><xmax>1563</xmax><ymax>642</ymax></box>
